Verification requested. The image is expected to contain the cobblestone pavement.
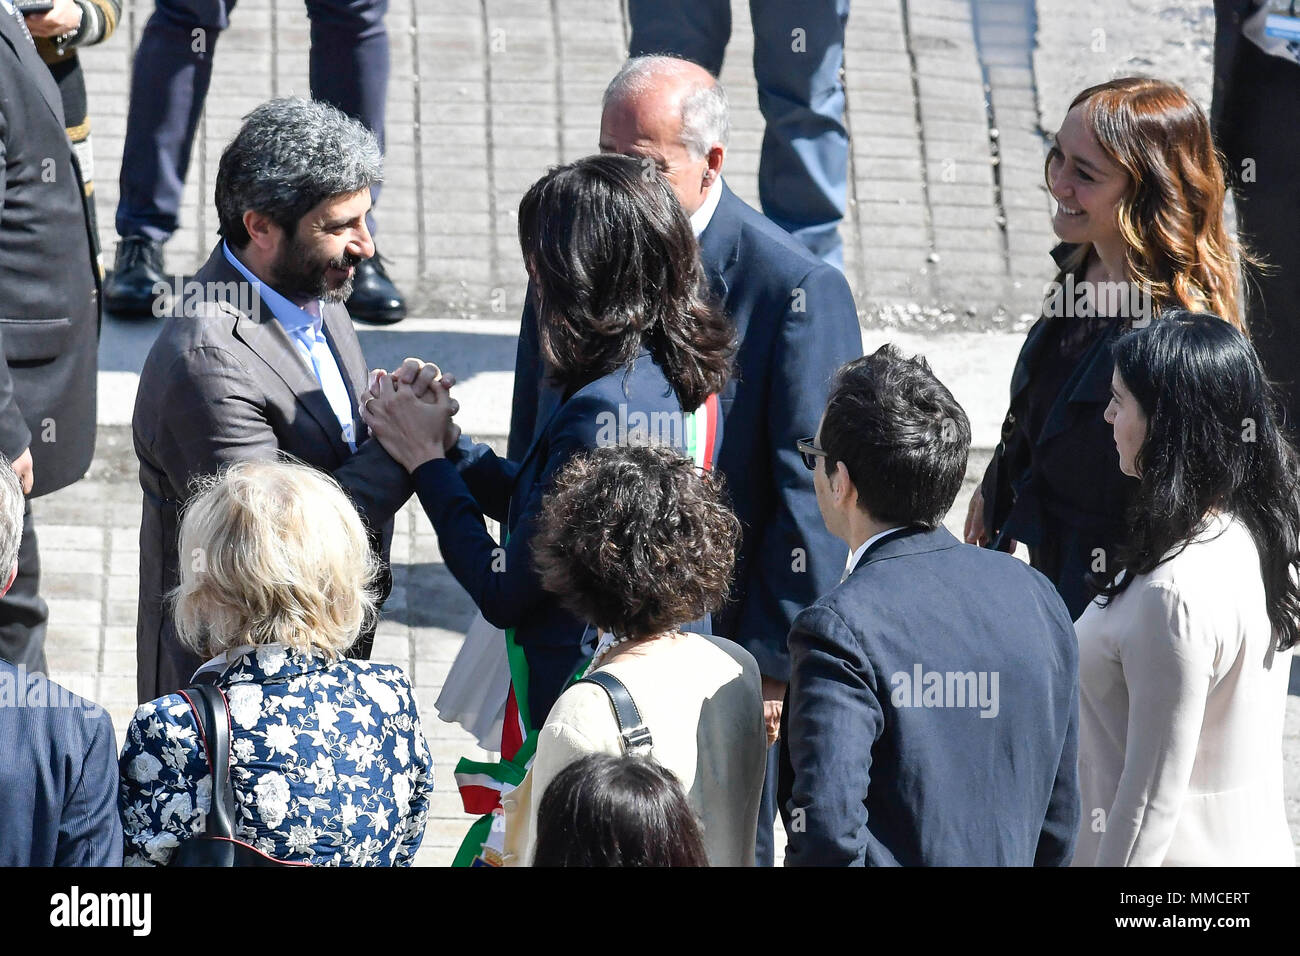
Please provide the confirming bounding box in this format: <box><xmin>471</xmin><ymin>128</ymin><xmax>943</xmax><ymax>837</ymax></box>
<box><xmin>80</xmin><ymin>0</ymin><xmax>1215</xmax><ymax>327</ymax></box>
<box><xmin>35</xmin><ymin>0</ymin><xmax>1299</xmax><ymax>865</ymax></box>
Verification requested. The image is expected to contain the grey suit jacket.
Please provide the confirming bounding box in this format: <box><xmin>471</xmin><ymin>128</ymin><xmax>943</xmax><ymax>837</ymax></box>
<box><xmin>132</xmin><ymin>244</ymin><xmax>412</xmax><ymax>701</ymax></box>
<box><xmin>0</xmin><ymin>7</ymin><xmax>100</xmax><ymax>496</ymax></box>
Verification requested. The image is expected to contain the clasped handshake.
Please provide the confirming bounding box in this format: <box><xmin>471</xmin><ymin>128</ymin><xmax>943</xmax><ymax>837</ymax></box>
<box><xmin>358</xmin><ymin>357</ymin><xmax>462</xmax><ymax>472</ymax></box>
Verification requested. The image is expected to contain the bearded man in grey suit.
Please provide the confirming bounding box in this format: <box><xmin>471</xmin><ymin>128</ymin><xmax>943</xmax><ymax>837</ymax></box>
<box><xmin>133</xmin><ymin>98</ymin><xmax>445</xmax><ymax>701</ymax></box>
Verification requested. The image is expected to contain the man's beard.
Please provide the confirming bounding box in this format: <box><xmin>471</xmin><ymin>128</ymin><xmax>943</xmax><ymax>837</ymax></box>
<box><xmin>270</xmin><ymin>233</ymin><xmax>362</xmax><ymax>304</ymax></box>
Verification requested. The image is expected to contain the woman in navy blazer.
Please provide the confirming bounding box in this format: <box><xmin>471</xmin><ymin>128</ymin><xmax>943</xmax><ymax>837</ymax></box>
<box><xmin>362</xmin><ymin>156</ymin><xmax>732</xmax><ymax>863</ymax></box>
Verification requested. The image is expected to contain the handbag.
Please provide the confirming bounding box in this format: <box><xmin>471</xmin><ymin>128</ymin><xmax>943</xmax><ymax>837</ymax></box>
<box><xmin>168</xmin><ymin>683</ymin><xmax>307</xmax><ymax>867</ymax></box>
<box><xmin>577</xmin><ymin>671</ymin><xmax>654</xmax><ymax>754</ymax></box>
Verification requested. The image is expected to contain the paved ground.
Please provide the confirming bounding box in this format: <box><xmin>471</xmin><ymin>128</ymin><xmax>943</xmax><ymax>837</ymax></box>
<box><xmin>30</xmin><ymin>0</ymin><xmax>1298</xmax><ymax>865</ymax></box>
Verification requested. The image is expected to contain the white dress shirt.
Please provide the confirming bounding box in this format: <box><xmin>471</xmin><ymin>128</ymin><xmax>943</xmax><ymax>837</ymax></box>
<box><xmin>690</xmin><ymin>176</ymin><xmax>724</xmax><ymax>238</ymax></box>
<box><xmin>222</xmin><ymin>242</ymin><xmax>356</xmax><ymax>451</ymax></box>
<box><xmin>846</xmin><ymin>526</ymin><xmax>907</xmax><ymax>577</ymax></box>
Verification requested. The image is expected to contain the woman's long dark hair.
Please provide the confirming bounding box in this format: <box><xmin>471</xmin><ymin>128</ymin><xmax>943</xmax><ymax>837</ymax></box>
<box><xmin>1089</xmin><ymin>312</ymin><xmax>1300</xmax><ymax>650</ymax></box>
<box><xmin>532</xmin><ymin>753</ymin><xmax>709</xmax><ymax>867</ymax></box>
<box><xmin>518</xmin><ymin>154</ymin><xmax>734</xmax><ymax>411</ymax></box>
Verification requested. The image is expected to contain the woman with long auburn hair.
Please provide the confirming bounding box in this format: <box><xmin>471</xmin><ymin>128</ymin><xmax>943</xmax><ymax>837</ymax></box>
<box><xmin>965</xmin><ymin>76</ymin><xmax>1249</xmax><ymax>618</ymax></box>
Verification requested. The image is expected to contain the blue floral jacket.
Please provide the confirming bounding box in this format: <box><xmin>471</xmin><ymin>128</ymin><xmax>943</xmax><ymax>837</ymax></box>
<box><xmin>119</xmin><ymin>644</ymin><xmax>433</xmax><ymax>866</ymax></box>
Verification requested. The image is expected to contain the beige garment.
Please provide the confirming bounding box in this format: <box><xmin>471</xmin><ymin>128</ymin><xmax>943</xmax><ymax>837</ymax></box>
<box><xmin>503</xmin><ymin>632</ymin><xmax>767</xmax><ymax>866</ymax></box>
<box><xmin>1073</xmin><ymin>513</ymin><xmax>1294</xmax><ymax>866</ymax></box>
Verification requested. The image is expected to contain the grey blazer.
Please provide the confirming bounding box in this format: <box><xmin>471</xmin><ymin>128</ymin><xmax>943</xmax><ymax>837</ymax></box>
<box><xmin>132</xmin><ymin>244</ymin><xmax>412</xmax><ymax>701</ymax></box>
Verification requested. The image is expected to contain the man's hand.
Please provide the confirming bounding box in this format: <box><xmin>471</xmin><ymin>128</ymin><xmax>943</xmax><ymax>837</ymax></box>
<box><xmin>389</xmin><ymin>357</ymin><xmax>451</xmax><ymax>398</ymax></box>
<box><xmin>372</xmin><ymin>357</ymin><xmax>461</xmax><ymax>449</ymax></box>
<box><xmin>360</xmin><ymin>372</ymin><xmax>452</xmax><ymax>472</ymax></box>
<box><xmin>10</xmin><ymin>448</ymin><xmax>33</xmax><ymax>495</ymax></box>
<box><xmin>24</xmin><ymin>0</ymin><xmax>83</xmax><ymax>38</ymax></box>
<box><xmin>761</xmin><ymin>675</ymin><xmax>786</xmax><ymax>747</ymax></box>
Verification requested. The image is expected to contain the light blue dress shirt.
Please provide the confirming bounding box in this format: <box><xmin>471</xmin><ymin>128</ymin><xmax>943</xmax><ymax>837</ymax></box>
<box><xmin>222</xmin><ymin>242</ymin><xmax>356</xmax><ymax>451</ymax></box>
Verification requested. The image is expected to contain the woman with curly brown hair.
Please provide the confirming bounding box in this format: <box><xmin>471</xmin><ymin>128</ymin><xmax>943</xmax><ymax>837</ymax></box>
<box><xmin>500</xmin><ymin>444</ymin><xmax>767</xmax><ymax>867</ymax></box>
<box><xmin>965</xmin><ymin>76</ymin><xmax>1249</xmax><ymax>618</ymax></box>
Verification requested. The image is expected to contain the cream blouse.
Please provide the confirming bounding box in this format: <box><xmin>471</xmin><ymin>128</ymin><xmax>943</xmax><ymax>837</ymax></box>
<box><xmin>503</xmin><ymin>631</ymin><xmax>767</xmax><ymax>866</ymax></box>
<box><xmin>1073</xmin><ymin>513</ymin><xmax>1294</xmax><ymax>866</ymax></box>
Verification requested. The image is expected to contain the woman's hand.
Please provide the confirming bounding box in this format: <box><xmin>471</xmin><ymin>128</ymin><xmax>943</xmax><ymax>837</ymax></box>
<box><xmin>964</xmin><ymin>486</ymin><xmax>1017</xmax><ymax>552</ymax></box>
<box><xmin>23</xmin><ymin>0</ymin><xmax>83</xmax><ymax>37</ymax></box>
<box><xmin>360</xmin><ymin>371</ymin><xmax>454</xmax><ymax>472</ymax></box>
<box><xmin>963</xmin><ymin>487</ymin><xmax>987</xmax><ymax>546</ymax></box>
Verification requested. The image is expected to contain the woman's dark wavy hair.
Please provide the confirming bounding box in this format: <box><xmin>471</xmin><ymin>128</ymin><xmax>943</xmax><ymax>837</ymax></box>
<box><xmin>1088</xmin><ymin>312</ymin><xmax>1300</xmax><ymax>650</ymax></box>
<box><xmin>517</xmin><ymin>153</ymin><xmax>734</xmax><ymax>411</ymax></box>
<box><xmin>533</xmin><ymin>444</ymin><xmax>740</xmax><ymax>640</ymax></box>
<box><xmin>533</xmin><ymin>753</ymin><xmax>709</xmax><ymax>867</ymax></box>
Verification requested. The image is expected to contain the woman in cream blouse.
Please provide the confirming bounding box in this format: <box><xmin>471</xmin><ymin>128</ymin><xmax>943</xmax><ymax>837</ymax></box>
<box><xmin>503</xmin><ymin>445</ymin><xmax>767</xmax><ymax>866</ymax></box>
<box><xmin>1074</xmin><ymin>312</ymin><xmax>1297</xmax><ymax>866</ymax></box>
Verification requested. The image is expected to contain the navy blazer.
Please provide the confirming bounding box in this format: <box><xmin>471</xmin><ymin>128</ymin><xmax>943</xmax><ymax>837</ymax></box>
<box><xmin>779</xmin><ymin>526</ymin><xmax>1080</xmax><ymax>866</ymax></box>
<box><xmin>0</xmin><ymin>662</ymin><xmax>122</xmax><ymax>865</ymax></box>
<box><xmin>416</xmin><ymin>349</ymin><xmax>719</xmax><ymax>729</ymax></box>
<box><xmin>508</xmin><ymin>182</ymin><xmax>862</xmax><ymax>681</ymax></box>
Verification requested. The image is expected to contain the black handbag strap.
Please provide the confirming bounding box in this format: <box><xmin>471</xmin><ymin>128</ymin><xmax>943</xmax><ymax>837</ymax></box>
<box><xmin>577</xmin><ymin>670</ymin><xmax>653</xmax><ymax>753</ymax></box>
<box><xmin>179</xmin><ymin>683</ymin><xmax>238</xmax><ymax>839</ymax></box>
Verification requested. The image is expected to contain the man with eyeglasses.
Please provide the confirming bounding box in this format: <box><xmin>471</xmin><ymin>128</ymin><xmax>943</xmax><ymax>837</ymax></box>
<box><xmin>779</xmin><ymin>346</ymin><xmax>1081</xmax><ymax>866</ymax></box>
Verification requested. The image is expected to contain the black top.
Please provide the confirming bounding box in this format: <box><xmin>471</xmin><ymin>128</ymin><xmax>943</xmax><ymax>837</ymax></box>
<box><xmin>1023</xmin><ymin>316</ymin><xmax>1106</xmax><ymax>450</ymax></box>
<box><xmin>982</xmin><ymin>247</ymin><xmax>1140</xmax><ymax>617</ymax></box>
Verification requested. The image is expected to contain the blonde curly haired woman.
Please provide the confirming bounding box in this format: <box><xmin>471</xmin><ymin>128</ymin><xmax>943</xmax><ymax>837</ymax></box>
<box><xmin>118</xmin><ymin>460</ymin><xmax>433</xmax><ymax>866</ymax></box>
<box><xmin>965</xmin><ymin>76</ymin><xmax>1249</xmax><ymax>618</ymax></box>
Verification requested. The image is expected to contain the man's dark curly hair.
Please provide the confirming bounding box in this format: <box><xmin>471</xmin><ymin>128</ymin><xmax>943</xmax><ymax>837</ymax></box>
<box><xmin>533</xmin><ymin>445</ymin><xmax>740</xmax><ymax>640</ymax></box>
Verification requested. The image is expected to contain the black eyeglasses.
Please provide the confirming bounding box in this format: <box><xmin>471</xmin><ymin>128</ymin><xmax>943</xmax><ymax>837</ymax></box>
<box><xmin>796</xmin><ymin>436</ymin><xmax>827</xmax><ymax>471</ymax></box>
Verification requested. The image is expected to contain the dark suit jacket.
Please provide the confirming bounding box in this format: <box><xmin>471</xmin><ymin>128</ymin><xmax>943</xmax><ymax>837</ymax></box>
<box><xmin>0</xmin><ymin>8</ymin><xmax>100</xmax><ymax>496</ymax></box>
<box><xmin>0</xmin><ymin>661</ymin><xmax>121</xmax><ymax>865</ymax></box>
<box><xmin>508</xmin><ymin>182</ymin><xmax>861</xmax><ymax>681</ymax></box>
<box><xmin>1212</xmin><ymin>0</ymin><xmax>1258</xmax><ymax>137</ymax></box>
<box><xmin>132</xmin><ymin>244</ymin><xmax>412</xmax><ymax>701</ymax></box>
<box><xmin>417</xmin><ymin>347</ymin><xmax>719</xmax><ymax>729</ymax></box>
<box><xmin>779</xmin><ymin>526</ymin><xmax>1080</xmax><ymax>866</ymax></box>
<box><xmin>1212</xmin><ymin>0</ymin><xmax>1300</xmax><ymax>430</ymax></box>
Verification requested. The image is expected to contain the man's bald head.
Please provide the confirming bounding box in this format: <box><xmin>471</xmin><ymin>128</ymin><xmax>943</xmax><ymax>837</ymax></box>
<box><xmin>599</xmin><ymin>56</ymin><xmax>730</xmax><ymax>216</ymax></box>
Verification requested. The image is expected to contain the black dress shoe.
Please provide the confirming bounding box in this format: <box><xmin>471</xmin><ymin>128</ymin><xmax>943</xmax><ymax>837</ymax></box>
<box><xmin>104</xmin><ymin>236</ymin><xmax>168</xmax><ymax>317</ymax></box>
<box><xmin>347</xmin><ymin>252</ymin><xmax>408</xmax><ymax>324</ymax></box>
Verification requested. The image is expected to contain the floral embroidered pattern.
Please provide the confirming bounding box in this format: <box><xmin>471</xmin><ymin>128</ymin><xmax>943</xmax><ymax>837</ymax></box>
<box><xmin>119</xmin><ymin>644</ymin><xmax>433</xmax><ymax>866</ymax></box>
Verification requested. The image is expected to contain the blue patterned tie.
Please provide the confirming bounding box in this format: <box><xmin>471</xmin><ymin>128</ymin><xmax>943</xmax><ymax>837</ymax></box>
<box><xmin>302</xmin><ymin>300</ymin><xmax>356</xmax><ymax>451</ymax></box>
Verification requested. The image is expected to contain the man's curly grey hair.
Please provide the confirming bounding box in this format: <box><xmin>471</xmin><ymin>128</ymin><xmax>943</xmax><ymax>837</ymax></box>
<box><xmin>215</xmin><ymin>96</ymin><xmax>384</xmax><ymax>249</ymax></box>
<box><xmin>602</xmin><ymin>55</ymin><xmax>730</xmax><ymax>160</ymax></box>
